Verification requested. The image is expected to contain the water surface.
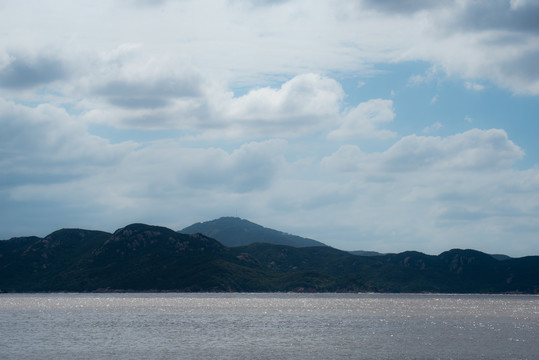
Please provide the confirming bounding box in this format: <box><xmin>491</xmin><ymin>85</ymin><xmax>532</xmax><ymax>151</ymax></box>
<box><xmin>1</xmin><ymin>293</ymin><xmax>537</xmax><ymax>359</ymax></box>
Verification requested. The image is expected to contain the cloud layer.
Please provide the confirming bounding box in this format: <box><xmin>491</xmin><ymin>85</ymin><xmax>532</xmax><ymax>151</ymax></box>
<box><xmin>1</xmin><ymin>0</ymin><xmax>539</xmax><ymax>94</ymax></box>
<box><xmin>1</xmin><ymin>0</ymin><xmax>538</xmax><ymax>256</ymax></box>
<box><xmin>2</xmin><ymin>92</ymin><xmax>538</xmax><ymax>255</ymax></box>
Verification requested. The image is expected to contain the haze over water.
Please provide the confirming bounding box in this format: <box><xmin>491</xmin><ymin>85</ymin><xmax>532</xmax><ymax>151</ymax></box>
<box><xmin>1</xmin><ymin>293</ymin><xmax>537</xmax><ymax>359</ymax></box>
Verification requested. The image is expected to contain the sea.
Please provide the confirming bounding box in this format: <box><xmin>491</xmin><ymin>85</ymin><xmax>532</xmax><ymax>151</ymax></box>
<box><xmin>0</xmin><ymin>293</ymin><xmax>537</xmax><ymax>359</ymax></box>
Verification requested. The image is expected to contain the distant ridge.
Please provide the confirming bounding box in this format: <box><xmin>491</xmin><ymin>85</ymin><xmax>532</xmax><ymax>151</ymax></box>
<box><xmin>349</xmin><ymin>250</ymin><xmax>385</xmax><ymax>257</ymax></box>
<box><xmin>1</xmin><ymin>222</ymin><xmax>538</xmax><ymax>293</ymax></box>
<box><xmin>179</xmin><ymin>216</ymin><xmax>327</xmax><ymax>248</ymax></box>
<box><xmin>491</xmin><ymin>254</ymin><xmax>512</xmax><ymax>261</ymax></box>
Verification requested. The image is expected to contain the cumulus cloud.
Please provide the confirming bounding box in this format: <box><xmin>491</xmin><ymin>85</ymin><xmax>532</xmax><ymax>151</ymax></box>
<box><xmin>172</xmin><ymin>75</ymin><xmax>395</xmax><ymax>141</ymax></box>
<box><xmin>416</xmin><ymin>1</ymin><xmax>539</xmax><ymax>94</ymax></box>
<box><xmin>1</xmin><ymin>97</ymin><xmax>538</xmax><ymax>255</ymax></box>
<box><xmin>0</xmin><ymin>99</ymin><xmax>131</xmax><ymax>169</ymax></box>
<box><xmin>500</xmin><ymin>50</ymin><xmax>539</xmax><ymax>94</ymax></box>
<box><xmin>381</xmin><ymin>129</ymin><xmax>524</xmax><ymax>172</ymax></box>
<box><xmin>321</xmin><ymin>145</ymin><xmax>366</xmax><ymax>173</ymax></box>
<box><xmin>0</xmin><ymin>99</ymin><xmax>135</xmax><ymax>237</ymax></box>
<box><xmin>361</xmin><ymin>0</ymin><xmax>455</xmax><ymax>14</ymax></box>
<box><xmin>83</xmin><ymin>73</ymin><xmax>352</xmax><ymax>139</ymax></box>
<box><xmin>221</xmin><ymin>73</ymin><xmax>343</xmax><ymax>138</ymax></box>
<box><xmin>227</xmin><ymin>74</ymin><xmax>342</xmax><ymax>121</ymax></box>
<box><xmin>2</xmin><ymin>100</ymin><xmax>289</xmax><ymax>231</ymax></box>
<box><xmin>0</xmin><ymin>96</ymin><xmax>287</xmax><ymax>200</ymax></box>
<box><xmin>94</xmin><ymin>75</ymin><xmax>203</xmax><ymax>109</ymax></box>
<box><xmin>354</xmin><ymin>1</ymin><xmax>539</xmax><ymax>95</ymax></box>
<box><xmin>0</xmin><ymin>53</ymin><xmax>67</xmax><ymax>90</ymax></box>
<box><xmin>453</xmin><ymin>0</ymin><xmax>539</xmax><ymax>34</ymax></box>
<box><xmin>168</xmin><ymin>140</ymin><xmax>288</xmax><ymax>193</ymax></box>
<box><xmin>318</xmin><ymin>128</ymin><xmax>537</xmax><ymax>253</ymax></box>
<box><xmin>322</xmin><ymin>129</ymin><xmax>526</xmax><ymax>187</ymax></box>
<box><xmin>328</xmin><ymin>99</ymin><xmax>396</xmax><ymax>140</ymax></box>
<box><xmin>86</xmin><ymin>53</ymin><xmax>205</xmax><ymax>110</ymax></box>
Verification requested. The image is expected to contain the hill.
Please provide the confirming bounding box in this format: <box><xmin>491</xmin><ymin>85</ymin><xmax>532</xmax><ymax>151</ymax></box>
<box><xmin>180</xmin><ymin>216</ymin><xmax>327</xmax><ymax>247</ymax></box>
<box><xmin>349</xmin><ymin>250</ymin><xmax>385</xmax><ymax>257</ymax></box>
<box><xmin>1</xmin><ymin>222</ymin><xmax>538</xmax><ymax>293</ymax></box>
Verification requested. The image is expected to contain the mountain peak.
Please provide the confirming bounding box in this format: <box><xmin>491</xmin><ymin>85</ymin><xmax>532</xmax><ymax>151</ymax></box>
<box><xmin>112</xmin><ymin>223</ymin><xmax>176</xmax><ymax>237</ymax></box>
<box><xmin>180</xmin><ymin>217</ymin><xmax>327</xmax><ymax>248</ymax></box>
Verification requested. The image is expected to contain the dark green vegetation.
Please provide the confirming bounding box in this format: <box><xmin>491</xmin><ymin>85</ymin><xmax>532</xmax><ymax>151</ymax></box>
<box><xmin>180</xmin><ymin>217</ymin><xmax>327</xmax><ymax>247</ymax></box>
<box><xmin>1</xmin><ymin>222</ymin><xmax>537</xmax><ymax>293</ymax></box>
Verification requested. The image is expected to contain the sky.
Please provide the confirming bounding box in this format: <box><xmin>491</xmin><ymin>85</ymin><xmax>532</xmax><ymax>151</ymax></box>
<box><xmin>1</xmin><ymin>0</ymin><xmax>539</xmax><ymax>256</ymax></box>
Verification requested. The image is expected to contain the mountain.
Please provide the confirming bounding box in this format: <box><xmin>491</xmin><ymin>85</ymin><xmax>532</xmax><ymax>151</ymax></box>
<box><xmin>490</xmin><ymin>254</ymin><xmax>512</xmax><ymax>261</ymax></box>
<box><xmin>179</xmin><ymin>217</ymin><xmax>327</xmax><ymax>248</ymax></box>
<box><xmin>0</xmin><ymin>224</ymin><xmax>260</xmax><ymax>292</ymax></box>
<box><xmin>349</xmin><ymin>250</ymin><xmax>385</xmax><ymax>257</ymax></box>
<box><xmin>1</xmin><ymin>223</ymin><xmax>538</xmax><ymax>293</ymax></box>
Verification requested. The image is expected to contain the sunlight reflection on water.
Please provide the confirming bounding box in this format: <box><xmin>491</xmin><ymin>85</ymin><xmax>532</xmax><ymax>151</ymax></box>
<box><xmin>1</xmin><ymin>293</ymin><xmax>537</xmax><ymax>359</ymax></box>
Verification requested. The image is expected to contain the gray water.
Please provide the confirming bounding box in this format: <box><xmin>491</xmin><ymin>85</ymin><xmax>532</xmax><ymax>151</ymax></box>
<box><xmin>0</xmin><ymin>293</ymin><xmax>537</xmax><ymax>359</ymax></box>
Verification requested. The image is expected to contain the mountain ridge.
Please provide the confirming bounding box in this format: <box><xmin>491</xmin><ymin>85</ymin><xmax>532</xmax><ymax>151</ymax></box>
<box><xmin>179</xmin><ymin>216</ymin><xmax>327</xmax><ymax>248</ymax></box>
<box><xmin>1</xmin><ymin>220</ymin><xmax>537</xmax><ymax>293</ymax></box>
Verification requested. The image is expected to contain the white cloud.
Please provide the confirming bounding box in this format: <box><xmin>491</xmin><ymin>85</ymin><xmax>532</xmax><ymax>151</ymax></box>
<box><xmin>321</xmin><ymin>145</ymin><xmax>366</xmax><ymax>173</ymax></box>
<box><xmin>328</xmin><ymin>99</ymin><xmax>396</xmax><ymax>140</ymax></box>
<box><xmin>175</xmin><ymin>139</ymin><xmax>288</xmax><ymax>193</ymax></box>
<box><xmin>327</xmin><ymin>129</ymin><xmax>525</xmax><ymax>183</ymax></box>
<box><xmin>318</xmin><ymin>128</ymin><xmax>535</xmax><ymax>253</ymax></box>
<box><xmin>221</xmin><ymin>73</ymin><xmax>344</xmax><ymax>138</ymax></box>
<box><xmin>422</xmin><ymin>121</ymin><xmax>442</xmax><ymax>133</ymax></box>
<box><xmin>381</xmin><ymin>129</ymin><xmax>524</xmax><ymax>172</ymax></box>
<box><xmin>83</xmin><ymin>72</ymin><xmax>396</xmax><ymax>141</ymax></box>
<box><xmin>93</xmin><ymin>72</ymin><xmax>203</xmax><ymax>110</ymax></box>
<box><xmin>1</xmin><ymin>99</ymin><xmax>538</xmax><ymax>255</ymax></box>
<box><xmin>0</xmin><ymin>99</ymin><xmax>133</xmax><ymax>177</ymax></box>
<box><xmin>2</xmin><ymin>95</ymin><xmax>286</xmax><ymax>201</ymax></box>
<box><xmin>1</xmin><ymin>0</ymin><xmax>539</xmax><ymax>256</ymax></box>
<box><xmin>0</xmin><ymin>52</ymin><xmax>67</xmax><ymax>90</ymax></box>
<box><xmin>408</xmin><ymin>66</ymin><xmax>441</xmax><ymax>86</ymax></box>
<box><xmin>2</xmin><ymin>0</ymin><xmax>538</xmax><ymax>96</ymax></box>
<box><xmin>465</xmin><ymin>81</ymin><xmax>485</xmax><ymax>91</ymax></box>
<box><xmin>361</xmin><ymin>0</ymin><xmax>455</xmax><ymax>15</ymax></box>
<box><xmin>5</xmin><ymin>117</ymin><xmax>288</xmax><ymax>230</ymax></box>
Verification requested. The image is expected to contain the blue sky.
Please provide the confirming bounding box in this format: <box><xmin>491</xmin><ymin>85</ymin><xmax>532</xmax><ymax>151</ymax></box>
<box><xmin>1</xmin><ymin>0</ymin><xmax>539</xmax><ymax>256</ymax></box>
